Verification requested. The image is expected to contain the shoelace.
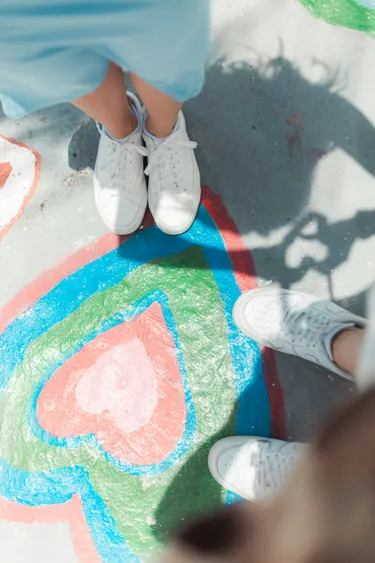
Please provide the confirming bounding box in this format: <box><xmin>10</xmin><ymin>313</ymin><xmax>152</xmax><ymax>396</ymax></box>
<box><xmin>252</xmin><ymin>451</ymin><xmax>295</xmax><ymax>493</ymax></box>
<box><xmin>97</xmin><ymin>124</ymin><xmax>148</xmax><ymax>194</ymax></box>
<box><xmin>144</xmin><ymin>133</ymin><xmax>197</xmax><ymax>192</ymax></box>
<box><xmin>282</xmin><ymin>306</ymin><xmax>332</xmax><ymax>350</ymax></box>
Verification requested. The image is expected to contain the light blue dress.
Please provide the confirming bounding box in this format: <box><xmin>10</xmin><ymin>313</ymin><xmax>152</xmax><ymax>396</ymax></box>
<box><xmin>0</xmin><ymin>0</ymin><xmax>209</xmax><ymax>118</ymax></box>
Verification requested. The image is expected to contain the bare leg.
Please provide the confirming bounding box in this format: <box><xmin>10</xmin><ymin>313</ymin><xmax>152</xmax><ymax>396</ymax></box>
<box><xmin>73</xmin><ymin>62</ymin><xmax>137</xmax><ymax>139</ymax></box>
<box><xmin>131</xmin><ymin>73</ymin><xmax>182</xmax><ymax>138</ymax></box>
<box><xmin>331</xmin><ymin>328</ymin><xmax>366</xmax><ymax>378</ymax></box>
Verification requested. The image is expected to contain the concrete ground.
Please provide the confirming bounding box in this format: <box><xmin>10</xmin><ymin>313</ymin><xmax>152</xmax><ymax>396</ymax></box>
<box><xmin>1</xmin><ymin>0</ymin><xmax>375</xmax><ymax>560</ymax></box>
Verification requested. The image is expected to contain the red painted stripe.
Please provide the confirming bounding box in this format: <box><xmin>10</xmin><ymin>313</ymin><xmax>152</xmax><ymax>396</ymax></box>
<box><xmin>203</xmin><ymin>188</ymin><xmax>286</xmax><ymax>439</ymax></box>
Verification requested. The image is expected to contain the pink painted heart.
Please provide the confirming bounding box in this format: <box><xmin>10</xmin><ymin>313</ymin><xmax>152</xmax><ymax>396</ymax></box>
<box><xmin>36</xmin><ymin>303</ymin><xmax>187</xmax><ymax>465</ymax></box>
<box><xmin>76</xmin><ymin>339</ymin><xmax>159</xmax><ymax>433</ymax></box>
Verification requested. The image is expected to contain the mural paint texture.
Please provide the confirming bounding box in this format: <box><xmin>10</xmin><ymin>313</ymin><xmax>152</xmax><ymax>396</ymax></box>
<box><xmin>298</xmin><ymin>0</ymin><xmax>375</xmax><ymax>33</ymax></box>
<box><xmin>0</xmin><ymin>135</ymin><xmax>40</xmax><ymax>241</ymax></box>
<box><xmin>0</xmin><ymin>188</ymin><xmax>285</xmax><ymax>561</ymax></box>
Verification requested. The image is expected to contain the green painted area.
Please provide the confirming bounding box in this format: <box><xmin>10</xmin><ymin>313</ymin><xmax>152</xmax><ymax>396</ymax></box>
<box><xmin>298</xmin><ymin>0</ymin><xmax>375</xmax><ymax>34</ymax></box>
<box><xmin>0</xmin><ymin>247</ymin><xmax>240</xmax><ymax>558</ymax></box>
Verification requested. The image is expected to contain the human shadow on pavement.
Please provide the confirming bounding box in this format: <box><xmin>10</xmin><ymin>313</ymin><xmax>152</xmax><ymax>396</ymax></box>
<box><xmin>141</xmin><ymin>50</ymin><xmax>375</xmax><ymax>535</ymax></box>
<box><xmin>186</xmin><ymin>53</ymin><xmax>375</xmax><ymax>241</ymax></box>
<box><xmin>68</xmin><ymin>52</ymin><xmax>375</xmax><ymax>297</ymax></box>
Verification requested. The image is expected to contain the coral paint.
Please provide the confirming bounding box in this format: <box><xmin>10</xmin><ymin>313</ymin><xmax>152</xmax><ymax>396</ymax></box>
<box><xmin>0</xmin><ymin>135</ymin><xmax>40</xmax><ymax>241</ymax></box>
<box><xmin>0</xmin><ymin>187</ymin><xmax>285</xmax><ymax>562</ymax></box>
<box><xmin>0</xmin><ymin>497</ymin><xmax>101</xmax><ymax>563</ymax></box>
<box><xmin>0</xmin><ymin>162</ymin><xmax>12</xmax><ymax>189</ymax></box>
<box><xmin>37</xmin><ymin>303</ymin><xmax>187</xmax><ymax>465</ymax></box>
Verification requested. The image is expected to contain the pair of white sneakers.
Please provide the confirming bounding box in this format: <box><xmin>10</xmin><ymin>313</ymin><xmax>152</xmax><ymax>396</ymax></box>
<box><xmin>94</xmin><ymin>93</ymin><xmax>200</xmax><ymax>236</ymax></box>
<box><xmin>209</xmin><ymin>288</ymin><xmax>366</xmax><ymax>502</ymax></box>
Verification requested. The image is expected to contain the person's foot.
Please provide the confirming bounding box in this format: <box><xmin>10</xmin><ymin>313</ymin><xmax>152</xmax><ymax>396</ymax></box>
<box><xmin>233</xmin><ymin>288</ymin><xmax>367</xmax><ymax>380</ymax></box>
<box><xmin>94</xmin><ymin>92</ymin><xmax>148</xmax><ymax>235</ymax></box>
<box><xmin>209</xmin><ymin>436</ymin><xmax>305</xmax><ymax>502</ymax></box>
<box><xmin>143</xmin><ymin>111</ymin><xmax>201</xmax><ymax>235</ymax></box>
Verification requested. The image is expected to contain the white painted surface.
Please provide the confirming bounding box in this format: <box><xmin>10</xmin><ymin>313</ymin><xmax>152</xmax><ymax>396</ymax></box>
<box><xmin>0</xmin><ymin>521</ymin><xmax>78</xmax><ymax>563</ymax></box>
<box><xmin>0</xmin><ymin>137</ymin><xmax>37</xmax><ymax>230</ymax></box>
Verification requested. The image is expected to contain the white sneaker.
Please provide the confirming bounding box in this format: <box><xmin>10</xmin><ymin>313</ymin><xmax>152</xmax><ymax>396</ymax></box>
<box><xmin>209</xmin><ymin>436</ymin><xmax>305</xmax><ymax>502</ymax></box>
<box><xmin>143</xmin><ymin>111</ymin><xmax>201</xmax><ymax>235</ymax></box>
<box><xmin>94</xmin><ymin>92</ymin><xmax>148</xmax><ymax>235</ymax></box>
<box><xmin>233</xmin><ymin>288</ymin><xmax>367</xmax><ymax>380</ymax></box>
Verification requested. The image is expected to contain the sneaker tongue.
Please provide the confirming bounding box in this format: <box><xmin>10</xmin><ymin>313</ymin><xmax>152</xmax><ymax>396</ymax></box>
<box><xmin>149</xmin><ymin>135</ymin><xmax>163</xmax><ymax>146</ymax></box>
<box><xmin>144</xmin><ymin>130</ymin><xmax>169</xmax><ymax>148</ymax></box>
<box><xmin>247</xmin><ymin>440</ymin><xmax>270</xmax><ymax>459</ymax></box>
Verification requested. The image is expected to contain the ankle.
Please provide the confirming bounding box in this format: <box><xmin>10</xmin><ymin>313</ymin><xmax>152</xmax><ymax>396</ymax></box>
<box><xmin>106</xmin><ymin>117</ymin><xmax>138</xmax><ymax>140</ymax></box>
<box><xmin>144</xmin><ymin>116</ymin><xmax>174</xmax><ymax>139</ymax></box>
<box><xmin>331</xmin><ymin>327</ymin><xmax>365</xmax><ymax>378</ymax></box>
<box><xmin>105</xmin><ymin>102</ymin><xmax>138</xmax><ymax>140</ymax></box>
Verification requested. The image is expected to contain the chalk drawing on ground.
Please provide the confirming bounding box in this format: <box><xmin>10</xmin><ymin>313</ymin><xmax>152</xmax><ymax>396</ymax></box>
<box><xmin>0</xmin><ymin>187</ymin><xmax>285</xmax><ymax>562</ymax></box>
<box><xmin>0</xmin><ymin>135</ymin><xmax>40</xmax><ymax>241</ymax></box>
<box><xmin>298</xmin><ymin>0</ymin><xmax>375</xmax><ymax>33</ymax></box>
